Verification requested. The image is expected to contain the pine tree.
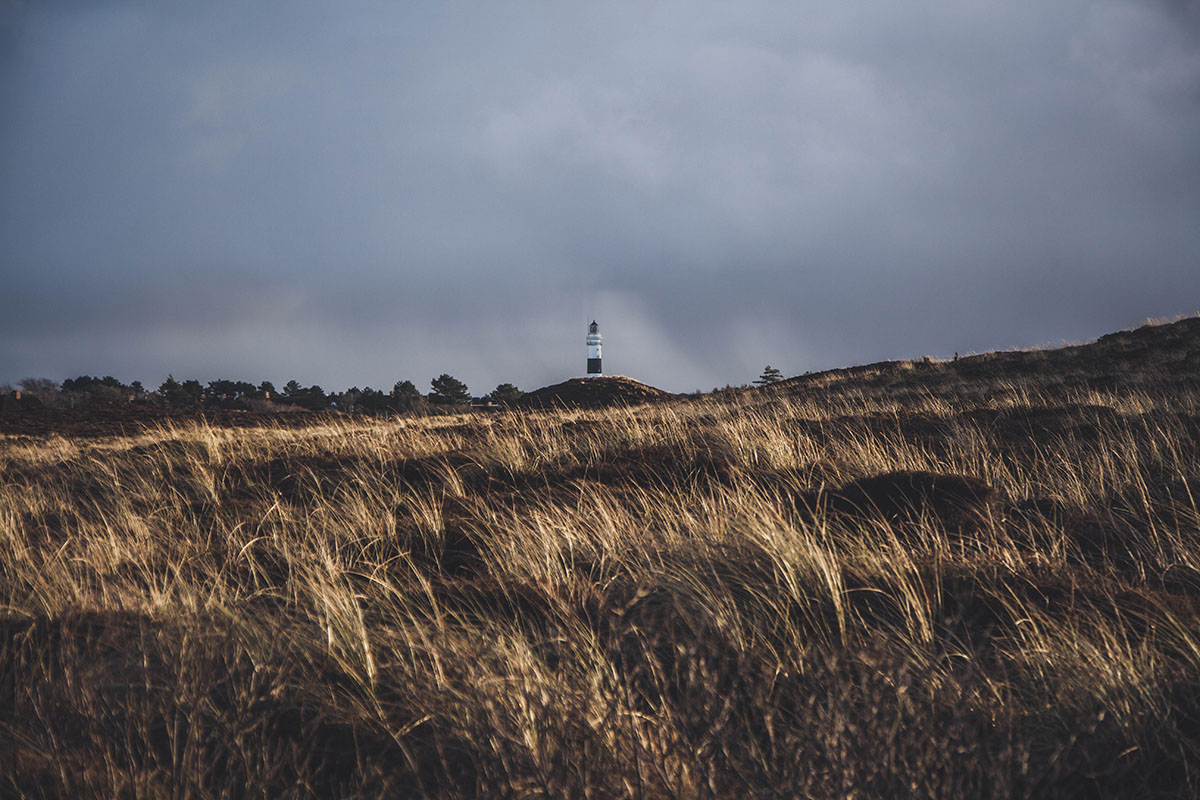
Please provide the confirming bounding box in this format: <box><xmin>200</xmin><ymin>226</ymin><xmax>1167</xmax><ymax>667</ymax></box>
<box><xmin>430</xmin><ymin>374</ymin><xmax>471</xmax><ymax>404</ymax></box>
<box><xmin>158</xmin><ymin>375</ymin><xmax>190</xmax><ymax>408</ymax></box>
<box><xmin>754</xmin><ymin>365</ymin><xmax>784</xmax><ymax>386</ymax></box>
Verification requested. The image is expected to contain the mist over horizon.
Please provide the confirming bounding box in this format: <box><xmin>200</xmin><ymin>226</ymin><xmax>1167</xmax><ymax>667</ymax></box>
<box><xmin>3</xmin><ymin>1</ymin><xmax>1199</xmax><ymax>395</ymax></box>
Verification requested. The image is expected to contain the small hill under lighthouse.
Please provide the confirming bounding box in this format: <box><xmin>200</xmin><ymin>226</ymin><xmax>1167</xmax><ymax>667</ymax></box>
<box><xmin>521</xmin><ymin>376</ymin><xmax>671</xmax><ymax>409</ymax></box>
<box><xmin>521</xmin><ymin>319</ymin><xmax>671</xmax><ymax>408</ymax></box>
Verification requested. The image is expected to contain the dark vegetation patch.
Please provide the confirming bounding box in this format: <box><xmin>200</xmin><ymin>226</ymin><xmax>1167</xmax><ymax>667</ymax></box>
<box><xmin>962</xmin><ymin>404</ymin><xmax>1125</xmax><ymax>443</ymax></box>
<box><xmin>248</xmin><ymin>452</ymin><xmax>491</xmax><ymax>502</ymax></box>
<box><xmin>0</xmin><ymin>403</ymin><xmax>331</xmax><ymax>439</ymax></box>
<box><xmin>566</xmin><ymin>442</ymin><xmax>743</xmax><ymax>488</ymax></box>
<box><xmin>2</xmin><ymin>611</ymin><xmax>423</xmax><ymax>797</ymax></box>
<box><xmin>800</xmin><ymin>470</ymin><xmax>1000</xmax><ymax>539</ymax></box>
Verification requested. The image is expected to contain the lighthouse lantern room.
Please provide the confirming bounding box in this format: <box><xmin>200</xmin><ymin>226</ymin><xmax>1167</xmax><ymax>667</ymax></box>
<box><xmin>586</xmin><ymin>321</ymin><xmax>602</xmax><ymax>376</ymax></box>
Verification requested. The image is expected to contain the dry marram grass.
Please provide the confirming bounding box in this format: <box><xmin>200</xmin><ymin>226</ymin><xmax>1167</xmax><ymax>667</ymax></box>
<box><xmin>4</xmin><ymin>318</ymin><xmax>1200</xmax><ymax>797</ymax></box>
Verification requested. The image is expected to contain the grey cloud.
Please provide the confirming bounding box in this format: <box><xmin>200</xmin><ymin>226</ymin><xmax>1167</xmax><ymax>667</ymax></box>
<box><xmin>2</xmin><ymin>0</ymin><xmax>1198</xmax><ymax>392</ymax></box>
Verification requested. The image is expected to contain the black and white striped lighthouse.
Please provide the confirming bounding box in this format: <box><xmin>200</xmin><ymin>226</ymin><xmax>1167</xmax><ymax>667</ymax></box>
<box><xmin>586</xmin><ymin>320</ymin><xmax>602</xmax><ymax>376</ymax></box>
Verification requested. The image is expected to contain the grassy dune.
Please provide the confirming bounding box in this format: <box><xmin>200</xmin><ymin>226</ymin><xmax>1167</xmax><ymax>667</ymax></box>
<box><xmin>4</xmin><ymin>318</ymin><xmax>1200</xmax><ymax>797</ymax></box>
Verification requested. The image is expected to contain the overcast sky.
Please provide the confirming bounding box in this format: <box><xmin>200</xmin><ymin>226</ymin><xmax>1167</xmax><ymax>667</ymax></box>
<box><xmin>2</xmin><ymin>0</ymin><xmax>1198</xmax><ymax>394</ymax></box>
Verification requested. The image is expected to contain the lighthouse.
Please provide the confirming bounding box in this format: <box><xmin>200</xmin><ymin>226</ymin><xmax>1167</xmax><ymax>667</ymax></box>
<box><xmin>586</xmin><ymin>321</ymin><xmax>602</xmax><ymax>376</ymax></box>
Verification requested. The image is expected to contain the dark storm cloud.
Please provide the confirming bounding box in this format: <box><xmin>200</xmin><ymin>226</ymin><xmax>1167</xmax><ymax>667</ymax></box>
<box><xmin>2</xmin><ymin>0</ymin><xmax>1198</xmax><ymax>393</ymax></box>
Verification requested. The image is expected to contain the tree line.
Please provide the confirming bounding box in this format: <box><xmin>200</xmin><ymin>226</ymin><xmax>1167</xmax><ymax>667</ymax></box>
<box><xmin>6</xmin><ymin>366</ymin><xmax>787</xmax><ymax>412</ymax></box>
<box><xmin>4</xmin><ymin>374</ymin><xmax>527</xmax><ymax>413</ymax></box>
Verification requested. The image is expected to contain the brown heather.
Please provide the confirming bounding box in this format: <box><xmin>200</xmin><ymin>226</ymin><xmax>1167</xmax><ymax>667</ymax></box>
<box><xmin>4</xmin><ymin>316</ymin><xmax>1200</xmax><ymax>797</ymax></box>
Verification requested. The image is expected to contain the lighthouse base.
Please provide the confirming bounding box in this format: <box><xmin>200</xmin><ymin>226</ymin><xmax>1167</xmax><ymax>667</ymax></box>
<box><xmin>587</xmin><ymin>358</ymin><xmax>602</xmax><ymax>375</ymax></box>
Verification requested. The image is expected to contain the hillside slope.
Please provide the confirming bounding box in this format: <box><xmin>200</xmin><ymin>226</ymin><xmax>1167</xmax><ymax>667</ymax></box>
<box><xmin>774</xmin><ymin>315</ymin><xmax>1200</xmax><ymax>403</ymax></box>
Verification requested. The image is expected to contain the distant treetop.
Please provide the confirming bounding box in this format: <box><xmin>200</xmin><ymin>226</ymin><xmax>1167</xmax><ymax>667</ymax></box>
<box><xmin>754</xmin><ymin>365</ymin><xmax>784</xmax><ymax>386</ymax></box>
<box><xmin>430</xmin><ymin>374</ymin><xmax>470</xmax><ymax>404</ymax></box>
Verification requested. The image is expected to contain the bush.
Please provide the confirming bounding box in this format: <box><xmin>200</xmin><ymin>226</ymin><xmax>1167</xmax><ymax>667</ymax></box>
<box><xmin>18</xmin><ymin>377</ymin><xmax>61</xmax><ymax>406</ymax></box>
<box><xmin>391</xmin><ymin>380</ymin><xmax>422</xmax><ymax>410</ymax></box>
